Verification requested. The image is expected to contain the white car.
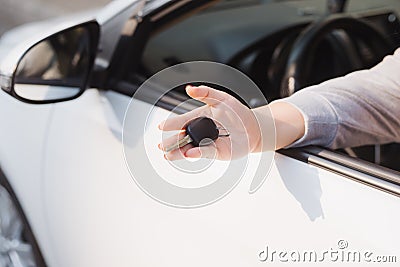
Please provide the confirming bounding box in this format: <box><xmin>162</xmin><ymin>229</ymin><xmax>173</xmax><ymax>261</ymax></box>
<box><xmin>1</xmin><ymin>0</ymin><xmax>400</xmax><ymax>266</ymax></box>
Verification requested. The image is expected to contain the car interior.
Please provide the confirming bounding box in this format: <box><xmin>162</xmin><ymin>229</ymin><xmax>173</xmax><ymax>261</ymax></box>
<box><xmin>106</xmin><ymin>0</ymin><xmax>400</xmax><ymax>172</ymax></box>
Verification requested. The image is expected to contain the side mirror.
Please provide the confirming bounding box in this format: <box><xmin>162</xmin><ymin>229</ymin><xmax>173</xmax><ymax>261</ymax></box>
<box><xmin>1</xmin><ymin>21</ymin><xmax>99</xmax><ymax>103</ymax></box>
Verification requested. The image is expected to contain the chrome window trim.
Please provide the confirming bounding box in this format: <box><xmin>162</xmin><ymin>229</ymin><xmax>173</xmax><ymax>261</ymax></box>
<box><xmin>149</xmin><ymin>0</ymin><xmax>191</xmax><ymax>21</ymax></box>
<box><xmin>280</xmin><ymin>147</ymin><xmax>400</xmax><ymax>198</ymax></box>
<box><xmin>311</xmin><ymin>155</ymin><xmax>400</xmax><ymax>197</ymax></box>
<box><xmin>143</xmin><ymin>0</ymin><xmax>176</xmax><ymax>16</ymax></box>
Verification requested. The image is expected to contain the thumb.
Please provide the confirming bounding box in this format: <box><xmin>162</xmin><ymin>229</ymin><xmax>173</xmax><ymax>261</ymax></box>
<box><xmin>186</xmin><ymin>85</ymin><xmax>228</xmax><ymax>106</ymax></box>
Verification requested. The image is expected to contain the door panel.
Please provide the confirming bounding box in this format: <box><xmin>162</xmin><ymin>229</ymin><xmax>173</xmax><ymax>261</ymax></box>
<box><xmin>43</xmin><ymin>89</ymin><xmax>400</xmax><ymax>266</ymax></box>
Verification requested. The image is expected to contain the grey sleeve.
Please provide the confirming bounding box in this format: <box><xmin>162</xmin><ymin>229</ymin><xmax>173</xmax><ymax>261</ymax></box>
<box><xmin>277</xmin><ymin>48</ymin><xmax>400</xmax><ymax>149</ymax></box>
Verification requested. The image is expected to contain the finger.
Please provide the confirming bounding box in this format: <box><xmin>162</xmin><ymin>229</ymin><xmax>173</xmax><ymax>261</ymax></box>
<box><xmin>186</xmin><ymin>85</ymin><xmax>228</xmax><ymax>106</ymax></box>
<box><xmin>184</xmin><ymin>145</ymin><xmax>217</xmax><ymax>159</ymax></box>
<box><xmin>158</xmin><ymin>106</ymin><xmax>207</xmax><ymax>131</ymax></box>
<box><xmin>158</xmin><ymin>132</ymin><xmax>186</xmax><ymax>152</ymax></box>
<box><xmin>164</xmin><ymin>144</ymin><xmax>193</xmax><ymax>161</ymax></box>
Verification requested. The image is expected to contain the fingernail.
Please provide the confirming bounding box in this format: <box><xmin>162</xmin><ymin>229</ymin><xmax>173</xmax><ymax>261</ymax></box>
<box><xmin>186</xmin><ymin>85</ymin><xmax>195</xmax><ymax>92</ymax></box>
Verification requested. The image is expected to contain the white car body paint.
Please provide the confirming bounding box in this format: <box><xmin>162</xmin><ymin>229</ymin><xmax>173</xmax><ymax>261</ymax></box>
<box><xmin>0</xmin><ymin>0</ymin><xmax>399</xmax><ymax>266</ymax></box>
<box><xmin>36</xmin><ymin>89</ymin><xmax>400</xmax><ymax>266</ymax></box>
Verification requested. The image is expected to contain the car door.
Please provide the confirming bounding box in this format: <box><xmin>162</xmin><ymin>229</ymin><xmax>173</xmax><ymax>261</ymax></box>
<box><xmin>43</xmin><ymin>88</ymin><xmax>400</xmax><ymax>266</ymax></box>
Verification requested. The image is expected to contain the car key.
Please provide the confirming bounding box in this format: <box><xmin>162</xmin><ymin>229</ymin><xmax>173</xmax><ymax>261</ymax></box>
<box><xmin>164</xmin><ymin>117</ymin><xmax>220</xmax><ymax>153</ymax></box>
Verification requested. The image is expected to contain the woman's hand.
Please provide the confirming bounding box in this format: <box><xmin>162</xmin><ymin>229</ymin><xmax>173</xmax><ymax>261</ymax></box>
<box><xmin>158</xmin><ymin>85</ymin><xmax>262</xmax><ymax>160</ymax></box>
<box><xmin>158</xmin><ymin>85</ymin><xmax>305</xmax><ymax>160</ymax></box>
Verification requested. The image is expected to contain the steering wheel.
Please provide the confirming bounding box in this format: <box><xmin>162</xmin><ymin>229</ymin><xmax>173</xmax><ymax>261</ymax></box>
<box><xmin>280</xmin><ymin>14</ymin><xmax>396</xmax><ymax>97</ymax></box>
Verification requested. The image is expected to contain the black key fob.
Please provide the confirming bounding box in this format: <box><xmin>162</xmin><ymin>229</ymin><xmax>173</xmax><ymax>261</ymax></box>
<box><xmin>185</xmin><ymin>117</ymin><xmax>219</xmax><ymax>147</ymax></box>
